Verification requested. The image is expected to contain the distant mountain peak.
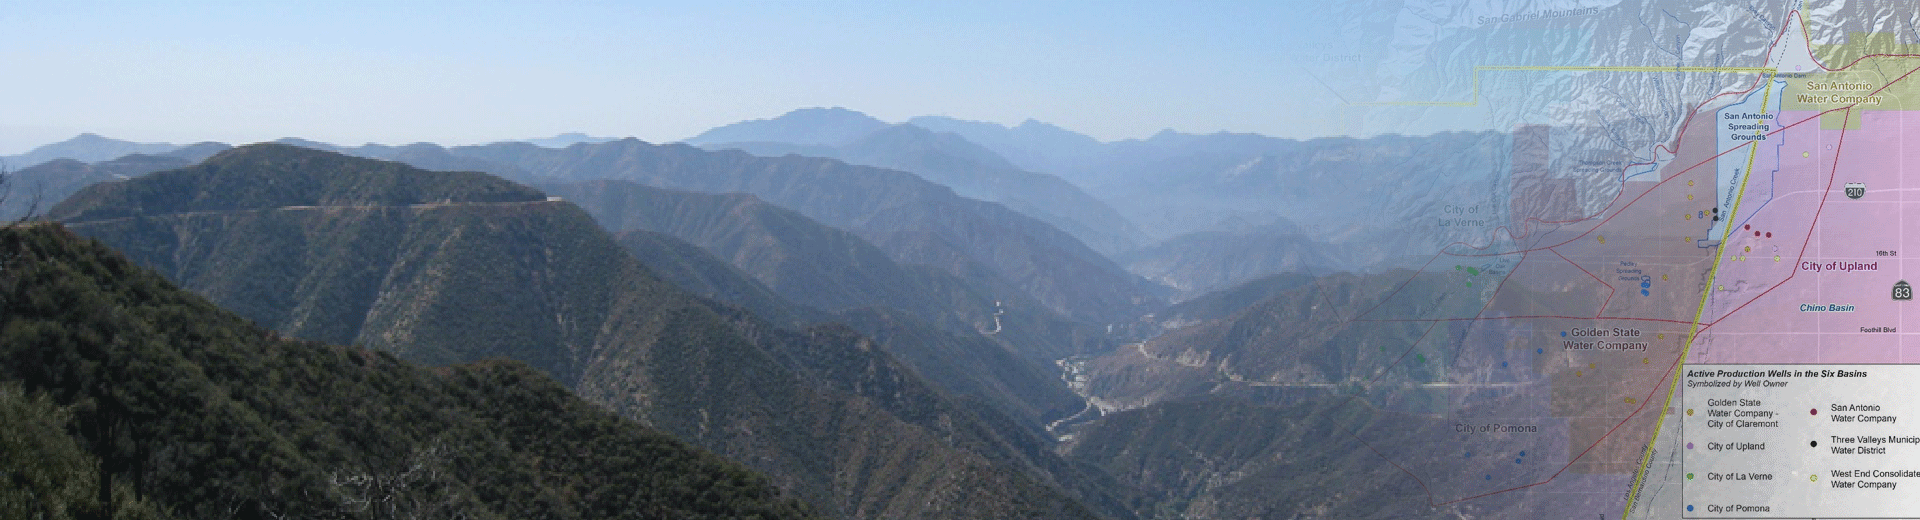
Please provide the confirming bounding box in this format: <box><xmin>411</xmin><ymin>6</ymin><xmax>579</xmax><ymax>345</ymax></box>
<box><xmin>1013</xmin><ymin>119</ymin><xmax>1063</xmax><ymax>131</ymax></box>
<box><xmin>5</xmin><ymin>133</ymin><xmax>182</xmax><ymax>169</ymax></box>
<box><xmin>519</xmin><ymin>132</ymin><xmax>619</xmax><ymax>148</ymax></box>
<box><xmin>686</xmin><ymin>107</ymin><xmax>889</xmax><ymax>147</ymax></box>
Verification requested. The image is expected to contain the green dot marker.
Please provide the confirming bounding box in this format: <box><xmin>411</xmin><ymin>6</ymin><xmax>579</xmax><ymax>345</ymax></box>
<box><xmin>1686</xmin><ymin>473</ymin><xmax>1694</xmax><ymax>480</ymax></box>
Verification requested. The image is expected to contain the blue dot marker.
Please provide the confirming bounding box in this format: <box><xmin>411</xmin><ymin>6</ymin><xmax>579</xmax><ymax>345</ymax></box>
<box><xmin>1486</xmin><ymin>475</ymin><xmax>1492</xmax><ymax>480</ymax></box>
<box><xmin>1502</xmin><ymin>361</ymin><xmax>1509</xmax><ymax>367</ymax></box>
<box><xmin>1641</xmin><ymin>281</ymin><xmax>1651</xmax><ymax>288</ymax></box>
<box><xmin>1641</xmin><ymin>289</ymin><xmax>1650</xmax><ymax>296</ymax></box>
<box><xmin>1519</xmin><ymin>451</ymin><xmax>1526</xmax><ymax>457</ymax></box>
<box><xmin>1687</xmin><ymin>505</ymin><xmax>1694</xmax><ymax>512</ymax></box>
<box><xmin>1536</xmin><ymin>348</ymin><xmax>1544</xmax><ymax>354</ymax></box>
<box><xmin>1516</xmin><ymin>458</ymin><xmax>1523</xmax><ymax>464</ymax></box>
<box><xmin>1465</xmin><ymin>452</ymin><xmax>1472</xmax><ymax>458</ymax></box>
<box><xmin>1560</xmin><ymin>331</ymin><xmax>1567</xmax><ymax>337</ymax></box>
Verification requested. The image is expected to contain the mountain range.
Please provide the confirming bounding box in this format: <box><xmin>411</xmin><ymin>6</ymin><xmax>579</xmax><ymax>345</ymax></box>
<box><xmin>0</xmin><ymin>222</ymin><xmax>821</xmax><ymax>520</ymax></box>
<box><xmin>13</xmin><ymin>110</ymin><xmax>1517</xmax><ymax>300</ymax></box>
<box><xmin>437</xmin><ymin>138</ymin><xmax>1165</xmax><ymax>326</ymax></box>
<box><xmin>688</xmin><ymin>108</ymin><xmax>1148</xmax><ymax>256</ymax></box>
<box><xmin>4</xmin><ymin>133</ymin><xmax>184</xmax><ymax>170</ymax></box>
<box><xmin>3</xmin><ymin>111</ymin><xmax>1541</xmax><ymax>519</ymax></box>
<box><xmin>541</xmin><ymin>179</ymin><xmax>1090</xmax><ymax>425</ymax></box>
<box><xmin>687</xmin><ymin>109</ymin><xmax>1516</xmax><ymax>296</ymax></box>
<box><xmin>47</xmin><ymin>144</ymin><xmax>1132</xmax><ymax>520</ymax></box>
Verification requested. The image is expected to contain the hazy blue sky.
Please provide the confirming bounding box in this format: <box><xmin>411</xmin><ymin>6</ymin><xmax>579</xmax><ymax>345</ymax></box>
<box><xmin>2</xmin><ymin>1</ymin><xmax>1387</xmax><ymax>154</ymax></box>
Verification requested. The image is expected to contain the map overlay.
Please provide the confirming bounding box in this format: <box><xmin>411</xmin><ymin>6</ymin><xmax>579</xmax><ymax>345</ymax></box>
<box><xmin>1248</xmin><ymin>1</ymin><xmax>1920</xmax><ymax>517</ymax></box>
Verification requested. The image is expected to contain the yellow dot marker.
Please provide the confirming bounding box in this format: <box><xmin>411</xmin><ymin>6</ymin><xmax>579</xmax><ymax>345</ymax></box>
<box><xmin>1590</xmin><ymin>363</ymin><xmax>1596</xmax><ymax>369</ymax></box>
<box><xmin>1662</xmin><ymin>274</ymin><xmax>1668</xmax><ymax>281</ymax></box>
<box><xmin>1576</xmin><ymin>370</ymin><xmax>1583</xmax><ymax>377</ymax></box>
<box><xmin>1803</xmin><ymin>151</ymin><xmax>1810</xmax><ymax>157</ymax></box>
<box><xmin>1685</xmin><ymin>214</ymin><xmax>1692</xmax><ymax>220</ymax></box>
<box><xmin>1598</xmin><ymin>235</ymin><xmax>1606</xmax><ymax>244</ymax></box>
<box><xmin>1688</xmin><ymin>180</ymin><xmax>1695</xmax><ymax>186</ymax></box>
<box><xmin>1745</xmin><ymin>246</ymin><xmax>1751</xmax><ymax>252</ymax></box>
<box><xmin>1626</xmin><ymin>397</ymin><xmax>1637</xmax><ymax>404</ymax></box>
<box><xmin>1687</xmin><ymin>408</ymin><xmax>1694</xmax><ymax>416</ymax></box>
<box><xmin>1643</xmin><ymin>357</ymin><xmax>1650</xmax><ymax>364</ymax></box>
<box><xmin>1658</xmin><ymin>333</ymin><xmax>1665</xmax><ymax>339</ymax></box>
<box><xmin>1687</xmin><ymin>194</ymin><xmax>1694</xmax><ymax>200</ymax></box>
<box><xmin>1775</xmin><ymin>255</ymin><xmax>1781</xmax><ymax>262</ymax></box>
<box><xmin>1812</xmin><ymin>475</ymin><xmax>1819</xmax><ymax>482</ymax></box>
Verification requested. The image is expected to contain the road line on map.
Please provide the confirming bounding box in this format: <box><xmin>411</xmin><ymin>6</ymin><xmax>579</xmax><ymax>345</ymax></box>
<box><xmin>1622</xmin><ymin>70</ymin><xmax>1779</xmax><ymax>518</ymax></box>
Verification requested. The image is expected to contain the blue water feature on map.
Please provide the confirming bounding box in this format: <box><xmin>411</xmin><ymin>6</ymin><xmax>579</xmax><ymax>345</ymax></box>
<box><xmin>1709</xmin><ymin>79</ymin><xmax>1785</xmax><ymax>240</ymax></box>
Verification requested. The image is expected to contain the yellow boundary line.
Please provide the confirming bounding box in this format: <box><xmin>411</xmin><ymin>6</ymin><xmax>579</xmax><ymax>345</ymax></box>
<box><xmin>1619</xmin><ymin>70</ymin><xmax>1780</xmax><ymax>519</ymax></box>
<box><xmin>1351</xmin><ymin>66</ymin><xmax>1775</xmax><ymax>107</ymax></box>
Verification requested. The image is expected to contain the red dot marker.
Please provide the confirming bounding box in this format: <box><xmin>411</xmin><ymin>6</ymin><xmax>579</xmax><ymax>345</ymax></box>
<box><xmin>1765</xmin><ymin>232</ymin><xmax>1772</xmax><ymax>238</ymax></box>
<box><xmin>1811</xmin><ymin>408</ymin><xmax>1818</xmax><ymax>415</ymax></box>
<box><xmin>1755</xmin><ymin>231</ymin><xmax>1762</xmax><ymax>237</ymax></box>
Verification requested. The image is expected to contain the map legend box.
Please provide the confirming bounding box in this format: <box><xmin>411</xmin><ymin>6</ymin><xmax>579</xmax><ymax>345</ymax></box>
<box><xmin>1684</xmin><ymin>364</ymin><xmax>1920</xmax><ymax>518</ymax></box>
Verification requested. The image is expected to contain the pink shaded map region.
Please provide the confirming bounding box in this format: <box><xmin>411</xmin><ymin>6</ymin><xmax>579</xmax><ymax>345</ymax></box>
<box><xmin>1692</xmin><ymin>109</ymin><xmax>1920</xmax><ymax>363</ymax></box>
